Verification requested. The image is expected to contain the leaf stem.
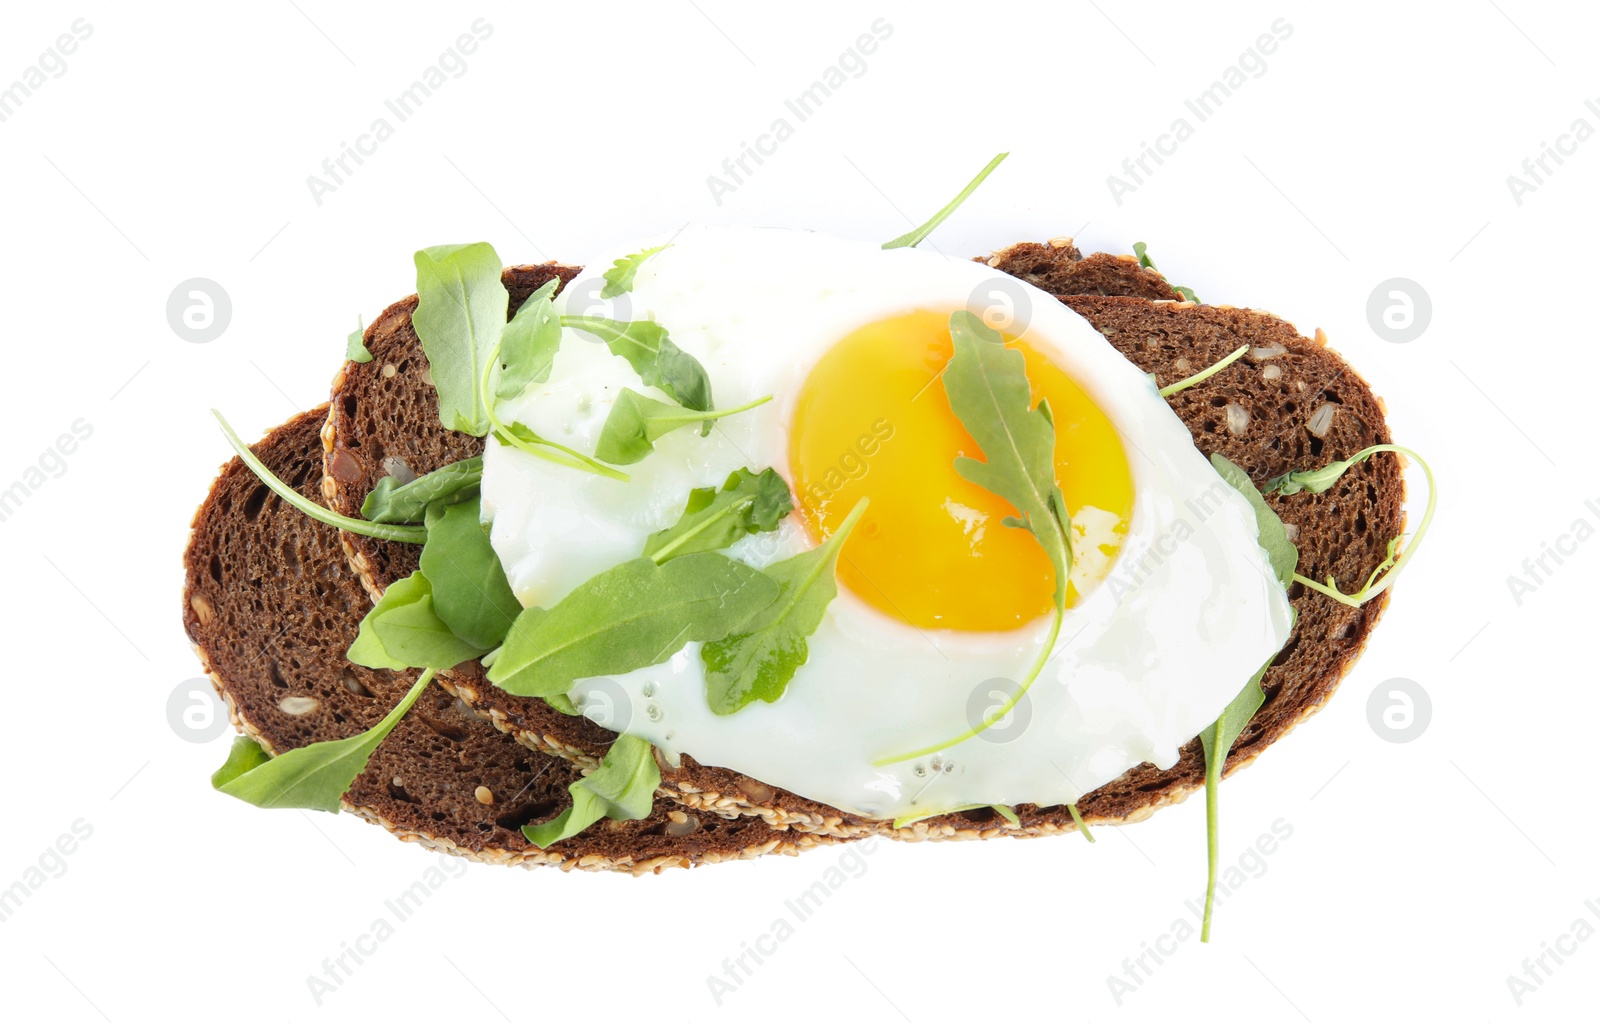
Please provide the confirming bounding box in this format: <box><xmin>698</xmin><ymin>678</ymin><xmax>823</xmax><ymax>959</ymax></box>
<box><xmin>1067</xmin><ymin>802</ymin><xmax>1094</xmax><ymax>843</ymax></box>
<box><xmin>872</xmin><ymin>604</ymin><xmax>1064</xmax><ymax>767</ymax></box>
<box><xmin>478</xmin><ymin>336</ymin><xmax>630</xmax><ymax>482</ymax></box>
<box><xmin>1289</xmin><ymin>445</ymin><xmax>1436</xmax><ymax>607</ymax></box>
<box><xmin>882</xmin><ymin>153</ymin><xmax>1009</xmax><ymax>250</ymax></box>
<box><xmin>693</xmin><ymin>393</ymin><xmax>773</xmax><ymax>422</ymax></box>
<box><xmin>648</xmin><ymin>496</ymin><xmax>756</xmax><ymax>565</ymax></box>
<box><xmin>1159</xmin><ymin>344</ymin><xmax>1248</xmax><ymax>397</ymax></box>
<box><xmin>1201</xmin><ymin>717</ymin><xmax>1223</xmax><ymax>942</ymax></box>
<box><xmin>212</xmin><ymin>410</ymin><xmax>427</xmax><ymax>544</ymax></box>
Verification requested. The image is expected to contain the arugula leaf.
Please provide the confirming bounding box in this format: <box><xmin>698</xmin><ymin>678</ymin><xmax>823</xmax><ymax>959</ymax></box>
<box><xmin>946</xmin><ymin>310</ymin><xmax>1072</xmax><ymax>603</ymax></box>
<box><xmin>545</xmin><ymin>693</ymin><xmax>581</xmax><ymax>716</ymax></box>
<box><xmin>1132</xmin><ymin>241</ymin><xmax>1201</xmax><ymax>303</ymax></box>
<box><xmin>1198</xmin><ymin>647</ymin><xmax>1276</xmax><ymax>942</ymax></box>
<box><xmin>346</xmin><ymin>319</ymin><xmax>372</xmax><ymax>363</ymax></box>
<box><xmin>643</xmin><ymin>468</ymin><xmax>794</xmax><ymax>562</ymax></box>
<box><xmin>412</xmin><ymin>242</ymin><xmax>509</xmax><ymax>436</ymax></box>
<box><xmin>874</xmin><ymin>311</ymin><xmax>1072</xmax><ymax>765</ymax></box>
<box><xmin>213</xmin><ymin>410</ymin><xmax>427</xmax><ymax>544</ymax></box>
<box><xmin>1262</xmin><ymin>444</ymin><xmax>1437</xmax><ymax>608</ymax></box>
<box><xmin>492</xmin><ymin>421</ymin><xmax>630</xmax><ymax>482</ymax></box>
<box><xmin>496</xmin><ymin>279</ymin><xmax>561</xmax><ymax>400</ymax></box>
<box><xmin>883</xmin><ymin>152</ymin><xmax>1008</xmax><ymax>250</ymax></box>
<box><xmin>600</xmin><ymin>244</ymin><xmax>672</xmax><ymax>299</ymax></box>
<box><xmin>347</xmin><ymin>573</ymin><xmax>488</xmax><ymax>670</ymax></box>
<box><xmin>215</xmin><ymin>670</ymin><xmax>434</xmax><ymax>812</ymax></box>
<box><xmin>701</xmin><ymin>497</ymin><xmax>868</xmax><ymax>714</ymax></box>
<box><xmin>418</xmin><ymin>497</ymin><xmax>522</xmax><ymax>650</ymax></box>
<box><xmin>1209</xmin><ymin>453</ymin><xmax>1298</xmax><ymax>588</ymax></box>
<box><xmin>211</xmin><ymin>735</ymin><xmax>270</xmax><ymax>789</ymax></box>
<box><xmin>360</xmin><ymin>457</ymin><xmax>482</xmax><ymax>524</ymax></box>
<box><xmin>523</xmin><ymin>735</ymin><xmax>660</xmax><ymax>847</ymax></box>
<box><xmin>594</xmin><ymin>389</ymin><xmax>772</xmax><ymax>465</ymax></box>
<box><xmin>561</xmin><ymin>316</ymin><xmax>714</xmax><ymax>420</ymax></box>
<box><xmin>487</xmin><ymin>553</ymin><xmax>780</xmax><ymax>698</ymax></box>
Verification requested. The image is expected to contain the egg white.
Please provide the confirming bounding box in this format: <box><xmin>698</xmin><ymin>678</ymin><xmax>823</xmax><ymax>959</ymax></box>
<box><xmin>480</xmin><ymin>226</ymin><xmax>1293</xmax><ymax>820</ymax></box>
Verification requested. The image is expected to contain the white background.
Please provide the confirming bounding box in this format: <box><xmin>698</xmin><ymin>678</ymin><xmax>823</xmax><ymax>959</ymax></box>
<box><xmin>1</xmin><ymin>2</ymin><xmax>1594</xmax><ymax>1020</ymax></box>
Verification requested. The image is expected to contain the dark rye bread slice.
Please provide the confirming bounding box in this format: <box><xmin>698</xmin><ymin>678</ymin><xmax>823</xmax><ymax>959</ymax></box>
<box><xmin>184</xmin><ymin>406</ymin><xmax>838</xmax><ymax>870</ymax></box>
<box><xmin>979</xmin><ymin>238</ymin><xmax>1183</xmax><ymax>300</ymax></box>
<box><xmin>321</xmin><ymin>248</ymin><xmax>1404</xmax><ymax>841</ymax></box>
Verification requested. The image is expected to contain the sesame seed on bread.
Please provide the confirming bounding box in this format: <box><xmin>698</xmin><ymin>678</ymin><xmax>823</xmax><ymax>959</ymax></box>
<box><xmin>318</xmin><ymin>244</ymin><xmax>1405</xmax><ymax>841</ymax></box>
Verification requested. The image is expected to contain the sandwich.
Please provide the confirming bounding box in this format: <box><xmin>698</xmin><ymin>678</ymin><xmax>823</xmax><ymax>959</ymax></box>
<box><xmin>184</xmin><ymin>155</ymin><xmax>1433</xmax><ymax>934</ymax></box>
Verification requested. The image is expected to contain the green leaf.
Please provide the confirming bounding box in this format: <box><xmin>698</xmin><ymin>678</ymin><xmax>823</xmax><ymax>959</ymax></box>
<box><xmin>418</xmin><ymin>497</ymin><xmax>522</xmax><ymax>649</ymax></box>
<box><xmin>492</xmin><ymin>421</ymin><xmax>631</xmax><ymax>482</ymax></box>
<box><xmin>215</xmin><ymin>670</ymin><xmax>434</xmax><ymax>812</ymax></box>
<box><xmin>360</xmin><ymin>457</ymin><xmax>482</xmax><ymax>524</ymax></box>
<box><xmin>345</xmin><ymin>319</ymin><xmax>372</xmax><ymax>363</ymax></box>
<box><xmin>412</xmin><ymin>242</ymin><xmax>509</xmax><ymax>436</ymax></box>
<box><xmin>487</xmin><ymin>553</ymin><xmax>780</xmax><ymax>697</ymax></box>
<box><xmin>1131</xmin><ymin>240</ymin><xmax>1201</xmax><ymax>303</ymax></box>
<box><xmin>523</xmin><ymin>735</ymin><xmax>659</xmax><ymax>848</ymax></box>
<box><xmin>873</xmin><ymin>311</ymin><xmax>1074</xmax><ymax>765</ymax></box>
<box><xmin>213</xmin><ymin>410</ymin><xmax>427</xmax><ymax>545</ymax></box>
<box><xmin>701</xmin><ymin>497</ymin><xmax>868</xmax><ymax>714</ymax></box>
<box><xmin>561</xmin><ymin>316</ymin><xmax>714</xmax><ymax>419</ymax></box>
<box><xmin>1262</xmin><ymin>444</ymin><xmax>1437</xmax><ymax>608</ymax></box>
<box><xmin>600</xmin><ymin>244</ymin><xmax>671</xmax><ymax>299</ymax></box>
<box><xmin>1198</xmin><ymin>645</ymin><xmax>1278</xmax><ymax>942</ymax></box>
<box><xmin>347</xmin><ymin>573</ymin><xmax>488</xmax><ymax>670</ymax></box>
<box><xmin>1209</xmin><ymin>453</ymin><xmax>1298</xmax><ymax>588</ymax></box>
<box><xmin>944</xmin><ymin>310</ymin><xmax>1072</xmax><ymax>605</ymax></box>
<box><xmin>594</xmin><ymin>389</ymin><xmax>771</xmax><ymax>465</ymax></box>
<box><xmin>544</xmin><ymin>693</ymin><xmax>581</xmax><ymax>716</ymax></box>
<box><xmin>643</xmin><ymin>468</ymin><xmax>794</xmax><ymax>562</ymax></box>
<box><xmin>211</xmin><ymin>736</ymin><xmax>270</xmax><ymax>789</ymax></box>
<box><xmin>496</xmin><ymin>279</ymin><xmax>561</xmax><ymax>399</ymax></box>
<box><xmin>883</xmin><ymin>152</ymin><xmax>1008</xmax><ymax>249</ymax></box>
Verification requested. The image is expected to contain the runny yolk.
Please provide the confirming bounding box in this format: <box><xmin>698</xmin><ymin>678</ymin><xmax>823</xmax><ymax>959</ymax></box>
<box><xmin>789</xmin><ymin>310</ymin><xmax>1134</xmax><ymax>632</ymax></box>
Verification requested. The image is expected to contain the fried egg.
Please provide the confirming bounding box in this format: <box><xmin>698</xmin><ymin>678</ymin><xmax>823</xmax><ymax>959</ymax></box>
<box><xmin>480</xmin><ymin>226</ymin><xmax>1293</xmax><ymax>820</ymax></box>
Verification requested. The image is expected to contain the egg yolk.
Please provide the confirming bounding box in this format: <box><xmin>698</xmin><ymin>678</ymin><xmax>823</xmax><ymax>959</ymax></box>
<box><xmin>789</xmin><ymin>310</ymin><xmax>1134</xmax><ymax>632</ymax></box>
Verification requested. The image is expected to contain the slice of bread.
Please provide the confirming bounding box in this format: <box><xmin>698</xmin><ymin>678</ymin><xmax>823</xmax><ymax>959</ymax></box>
<box><xmin>185</xmin><ymin>406</ymin><xmax>840</xmax><ymax>870</ymax></box>
<box><xmin>979</xmin><ymin>239</ymin><xmax>1183</xmax><ymax>300</ymax></box>
<box><xmin>320</xmin><ymin>246</ymin><xmax>1405</xmax><ymax>840</ymax></box>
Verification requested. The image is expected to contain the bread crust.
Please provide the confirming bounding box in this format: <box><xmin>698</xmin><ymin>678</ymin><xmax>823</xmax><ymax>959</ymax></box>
<box><xmin>319</xmin><ymin>244</ymin><xmax>1406</xmax><ymax>841</ymax></box>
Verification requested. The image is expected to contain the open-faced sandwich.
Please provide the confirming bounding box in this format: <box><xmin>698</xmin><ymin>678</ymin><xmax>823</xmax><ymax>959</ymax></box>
<box><xmin>183</xmin><ymin>155</ymin><xmax>1433</xmax><ymax>936</ymax></box>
